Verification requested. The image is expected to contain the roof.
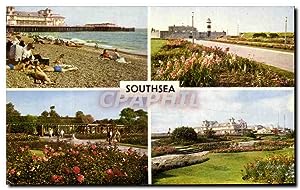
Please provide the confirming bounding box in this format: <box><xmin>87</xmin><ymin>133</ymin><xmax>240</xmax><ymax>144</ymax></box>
<box><xmin>13</xmin><ymin>11</ymin><xmax>64</xmax><ymax>19</ymax></box>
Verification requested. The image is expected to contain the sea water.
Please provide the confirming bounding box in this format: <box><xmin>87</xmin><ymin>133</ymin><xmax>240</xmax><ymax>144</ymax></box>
<box><xmin>31</xmin><ymin>29</ymin><xmax>147</xmax><ymax>55</ymax></box>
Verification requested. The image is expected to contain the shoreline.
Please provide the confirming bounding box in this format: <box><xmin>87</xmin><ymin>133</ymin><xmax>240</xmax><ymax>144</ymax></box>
<box><xmin>6</xmin><ymin>34</ymin><xmax>147</xmax><ymax>88</ymax></box>
<box><xmin>27</xmin><ymin>32</ymin><xmax>147</xmax><ymax>56</ymax></box>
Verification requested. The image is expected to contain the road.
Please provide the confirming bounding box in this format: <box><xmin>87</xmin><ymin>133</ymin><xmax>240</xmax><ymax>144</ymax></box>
<box><xmin>190</xmin><ymin>39</ymin><xmax>294</xmax><ymax>72</ymax></box>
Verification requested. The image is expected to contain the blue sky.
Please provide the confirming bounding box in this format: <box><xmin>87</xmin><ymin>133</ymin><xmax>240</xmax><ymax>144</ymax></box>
<box><xmin>6</xmin><ymin>91</ymin><xmax>146</xmax><ymax>120</ymax></box>
<box><xmin>15</xmin><ymin>6</ymin><xmax>147</xmax><ymax>28</ymax></box>
<box><xmin>151</xmin><ymin>89</ymin><xmax>294</xmax><ymax>133</ymax></box>
<box><xmin>150</xmin><ymin>7</ymin><xmax>294</xmax><ymax>35</ymax></box>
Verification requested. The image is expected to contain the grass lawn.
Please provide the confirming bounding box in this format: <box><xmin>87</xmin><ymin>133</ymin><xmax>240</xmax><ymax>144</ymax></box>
<box><xmin>153</xmin><ymin>148</ymin><xmax>294</xmax><ymax>185</ymax></box>
<box><xmin>151</xmin><ymin>39</ymin><xmax>167</xmax><ymax>56</ymax></box>
<box><xmin>30</xmin><ymin>149</ymin><xmax>44</xmax><ymax>157</ymax></box>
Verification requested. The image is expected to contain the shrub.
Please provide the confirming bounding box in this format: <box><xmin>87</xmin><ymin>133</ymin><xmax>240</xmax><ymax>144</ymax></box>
<box><xmin>252</xmin><ymin>33</ymin><xmax>267</xmax><ymax>38</ymax></box>
<box><xmin>10</xmin><ymin>124</ymin><xmax>36</xmax><ymax>135</ymax></box>
<box><xmin>7</xmin><ymin>142</ymin><xmax>148</xmax><ymax>185</ymax></box>
<box><xmin>73</xmin><ymin>133</ymin><xmax>106</xmax><ymax>139</ymax></box>
<box><xmin>171</xmin><ymin>126</ymin><xmax>197</xmax><ymax>144</ymax></box>
<box><xmin>242</xmin><ymin>154</ymin><xmax>295</xmax><ymax>184</ymax></box>
<box><xmin>152</xmin><ymin>146</ymin><xmax>177</xmax><ymax>157</ymax></box>
<box><xmin>120</xmin><ymin>135</ymin><xmax>148</xmax><ymax>146</ymax></box>
<box><xmin>269</xmin><ymin>33</ymin><xmax>279</xmax><ymax>38</ymax></box>
<box><xmin>7</xmin><ymin>133</ymin><xmax>39</xmax><ymax>142</ymax></box>
<box><xmin>152</xmin><ymin>39</ymin><xmax>294</xmax><ymax>87</ymax></box>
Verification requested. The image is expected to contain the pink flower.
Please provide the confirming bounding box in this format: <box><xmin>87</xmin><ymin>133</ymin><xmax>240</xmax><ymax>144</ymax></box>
<box><xmin>9</xmin><ymin>169</ymin><xmax>16</xmax><ymax>175</ymax></box>
<box><xmin>77</xmin><ymin>174</ymin><xmax>84</xmax><ymax>183</ymax></box>
<box><xmin>51</xmin><ymin>175</ymin><xmax>63</xmax><ymax>183</ymax></box>
<box><xmin>91</xmin><ymin>144</ymin><xmax>97</xmax><ymax>150</ymax></box>
<box><xmin>72</xmin><ymin>166</ymin><xmax>80</xmax><ymax>174</ymax></box>
<box><xmin>106</xmin><ymin>168</ymin><xmax>114</xmax><ymax>176</ymax></box>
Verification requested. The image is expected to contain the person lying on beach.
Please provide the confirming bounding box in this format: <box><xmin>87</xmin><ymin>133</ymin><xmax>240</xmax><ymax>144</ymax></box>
<box><xmin>111</xmin><ymin>49</ymin><xmax>130</xmax><ymax>64</ymax></box>
<box><xmin>39</xmin><ymin>64</ymin><xmax>78</xmax><ymax>73</ymax></box>
<box><xmin>6</xmin><ymin>58</ymin><xmax>32</xmax><ymax>71</ymax></box>
<box><xmin>99</xmin><ymin>49</ymin><xmax>112</xmax><ymax>60</ymax></box>
<box><xmin>28</xmin><ymin>60</ymin><xmax>55</xmax><ymax>85</ymax></box>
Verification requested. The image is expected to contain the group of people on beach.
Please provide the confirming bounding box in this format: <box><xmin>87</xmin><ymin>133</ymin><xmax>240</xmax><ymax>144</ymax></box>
<box><xmin>100</xmin><ymin>49</ymin><xmax>130</xmax><ymax>64</ymax></box>
<box><xmin>6</xmin><ymin>34</ymin><xmax>79</xmax><ymax>85</ymax></box>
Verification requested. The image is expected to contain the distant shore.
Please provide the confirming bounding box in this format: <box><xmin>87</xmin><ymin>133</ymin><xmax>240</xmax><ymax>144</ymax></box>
<box><xmin>6</xmin><ymin>34</ymin><xmax>147</xmax><ymax>88</ymax></box>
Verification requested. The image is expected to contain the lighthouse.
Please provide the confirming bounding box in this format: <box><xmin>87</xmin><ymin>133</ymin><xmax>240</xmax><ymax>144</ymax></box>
<box><xmin>206</xmin><ymin>18</ymin><xmax>211</xmax><ymax>37</ymax></box>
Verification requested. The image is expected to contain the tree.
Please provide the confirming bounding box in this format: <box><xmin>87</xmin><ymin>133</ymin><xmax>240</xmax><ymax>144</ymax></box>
<box><xmin>82</xmin><ymin>114</ymin><xmax>94</xmax><ymax>124</ymax></box>
<box><xmin>204</xmin><ymin>128</ymin><xmax>216</xmax><ymax>138</ymax></box>
<box><xmin>171</xmin><ymin>126</ymin><xmax>197</xmax><ymax>144</ymax></box>
<box><xmin>49</xmin><ymin>106</ymin><xmax>60</xmax><ymax>118</ymax></box>
<box><xmin>6</xmin><ymin>102</ymin><xmax>21</xmax><ymax>118</ymax></box>
<box><xmin>76</xmin><ymin>111</ymin><xmax>84</xmax><ymax>118</ymax></box>
<box><xmin>41</xmin><ymin>110</ymin><xmax>49</xmax><ymax>117</ymax></box>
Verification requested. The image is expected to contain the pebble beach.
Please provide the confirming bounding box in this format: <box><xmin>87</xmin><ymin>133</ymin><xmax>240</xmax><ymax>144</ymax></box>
<box><xmin>6</xmin><ymin>36</ymin><xmax>147</xmax><ymax>88</ymax></box>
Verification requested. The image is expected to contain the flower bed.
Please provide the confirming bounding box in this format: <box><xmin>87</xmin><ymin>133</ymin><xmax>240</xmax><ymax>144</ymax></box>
<box><xmin>152</xmin><ymin>146</ymin><xmax>178</xmax><ymax>157</ymax></box>
<box><xmin>242</xmin><ymin>154</ymin><xmax>295</xmax><ymax>184</ymax></box>
<box><xmin>152</xmin><ymin>39</ymin><xmax>294</xmax><ymax>87</ymax></box>
<box><xmin>7</xmin><ymin>142</ymin><xmax>148</xmax><ymax>185</ymax></box>
<box><xmin>7</xmin><ymin>133</ymin><xmax>39</xmax><ymax>142</ymax></box>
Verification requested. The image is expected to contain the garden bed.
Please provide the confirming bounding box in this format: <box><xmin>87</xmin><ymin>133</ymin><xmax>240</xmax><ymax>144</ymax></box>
<box><xmin>151</xmin><ymin>39</ymin><xmax>294</xmax><ymax>87</ymax></box>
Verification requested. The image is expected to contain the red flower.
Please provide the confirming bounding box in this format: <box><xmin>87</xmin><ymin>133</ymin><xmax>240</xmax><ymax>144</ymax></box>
<box><xmin>9</xmin><ymin>169</ymin><xmax>16</xmax><ymax>175</ymax></box>
<box><xmin>91</xmin><ymin>144</ymin><xmax>97</xmax><ymax>150</ymax></box>
<box><xmin>105</xmin><ymin>168</ymin><xmax>113</xmax><ymax>176</ymax></box>
<box><xmin>77</xmin><ymin>174</ymin><xmax>84</xmax><ymax>183</ymax></box>
<box><xmin>72</xmin><ymin>166</ymin><xmax>80</xmax><ymax>174</ymax></box>
<box><xmin>51</xmin><ymin>175</ymin><xmax>63</xmax><ymax>183</ymax></box>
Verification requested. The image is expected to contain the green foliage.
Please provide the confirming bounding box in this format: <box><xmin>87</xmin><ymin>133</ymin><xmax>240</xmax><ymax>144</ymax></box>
<box><xmin>171</xmin><ymin>126</ymin><xmax>197</xmax><ymax>144</ymax></box>
<box><xmin>252</xmin><ymin>33</ymin><xmax>267</xmax><ymax>38</ymax></box>
<box><xmin>6</xmin><ymin>102</ymin><xmax>21</xmax><ymax>120</ymax></box>
<box><xmin>244</xmin><ymin>131</ymin><xmax>257</xmax><ymax>139</ymax></box>
<box><xmin>152</xmin><ymin>39</ymin><xmax>294</xmax><ymax>87</ymax></box>
<box><xmin>269</xmin><ymin>33</ymin><xmax>279</xmax><ymax>38</ymax></box>
<box><xmin>242</xmin><ymin>154</ymin><xmax>294</xmax><ymax>184</ymax></box>
<box><xmin>7</xmin><ymin>137</ymin><xmax>148</xmax><ymax>185</ymax></box>
<box><xmin>204</xmin><ymin>128</ymin><xmax>216</xmax><ymax>138</ymax></box>
<box><xmin>120</xmin><ymin>134</ymin><xmax>148</xmax><ymax>146</ymax></box>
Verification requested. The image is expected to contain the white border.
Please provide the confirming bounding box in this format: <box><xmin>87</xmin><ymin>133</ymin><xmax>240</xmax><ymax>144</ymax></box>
<box><xmin>1</xmin><ymin>0</ymin><xmax>299</xmax><ymax>189</ymax></box>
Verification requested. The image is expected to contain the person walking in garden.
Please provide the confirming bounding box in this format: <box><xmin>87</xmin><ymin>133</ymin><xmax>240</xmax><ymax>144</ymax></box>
<box><xmin>107</xmin><ymin>128</ymin><xmax>111</xmax><ymax>145</ymax></box>
<box><xmin>49</xmin><ymin>128</ymin><xmax>53</xmax><ymax>138</ymax></box>
<box><xmin>60</xmin><ymin>129</ymin><xmax>64</xmax><ymax>139</ymax></box>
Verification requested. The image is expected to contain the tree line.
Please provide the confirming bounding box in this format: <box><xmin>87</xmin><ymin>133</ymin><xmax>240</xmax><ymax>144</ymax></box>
<box><xmin>6</xmin><ymin>102</ymin><xmax>147</xmax><ymax>134</ymax></box>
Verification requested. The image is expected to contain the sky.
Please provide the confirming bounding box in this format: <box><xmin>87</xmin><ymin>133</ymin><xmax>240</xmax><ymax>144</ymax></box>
<box><xmin>151</xmin><ymin>89</ymin><xmax>294</xmax><ymax>133</ymax></box>
<box><xmin>6</xmin><ymin>91</ymin><xmax>146</xmax><ymax>120</ymax></box>
<box><xmin>15</xmin><ymin>6</ymin><xmax>147</xmax><ymax>28</ymax></box>
<box><xmin>150</xmin><ymin>7</ymin><xmax>294</xmax><ymax>35</ymax></box>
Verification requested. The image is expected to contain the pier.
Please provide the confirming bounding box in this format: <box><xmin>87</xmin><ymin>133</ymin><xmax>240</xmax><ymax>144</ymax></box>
<box><xmin>7</xmin><ymin>25</ymin><xmax>135</xmax><ymax>33</ymax></box>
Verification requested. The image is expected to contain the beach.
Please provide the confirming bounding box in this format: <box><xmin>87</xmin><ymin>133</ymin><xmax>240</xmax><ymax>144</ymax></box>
<box><xmin>6</xmin><ymin>36</ymin><xmax>147</xmax><ymax>88</ymax></box>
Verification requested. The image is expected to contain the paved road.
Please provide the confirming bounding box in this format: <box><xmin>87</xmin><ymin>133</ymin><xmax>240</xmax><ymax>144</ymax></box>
<box><xmin>190</xmin><ymin>39</ymin><xmax>294</xmax><ymax>72</ymax></box>
<box><xmin>41</xmin><ymin>137</ymin><xmax>148</xmax><ymax>156</ymax></box>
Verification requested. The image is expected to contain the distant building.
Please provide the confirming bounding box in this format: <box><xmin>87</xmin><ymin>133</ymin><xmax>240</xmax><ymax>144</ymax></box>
<box><xmin>194</xmin><ymin>117</ymin><xmax>249</xmax><ymax>135</ymax></box>
<box><xmin>158</xmin><ymin>18</ymin><xmax>226</xmax><ymax>40</ymax></box>
<box><xmin>6</xmin><ymin>6</ymin><xmax>65</xmax><ymax>26</ymax></box>
<box><xmin>84</xmin><ymin>23</ymin><xmax>118</xmax><ymax>27</ymax></box>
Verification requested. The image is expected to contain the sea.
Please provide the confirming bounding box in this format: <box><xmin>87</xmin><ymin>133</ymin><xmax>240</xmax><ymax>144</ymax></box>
<box><xmin>30</xmin><ymin>28</ymin><xmax>147</xmax><ymax>55</ymax></box>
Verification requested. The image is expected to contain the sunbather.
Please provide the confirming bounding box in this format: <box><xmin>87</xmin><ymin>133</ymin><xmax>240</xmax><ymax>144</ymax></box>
<box><xmin>39</xmin><ymin>64</ymin><xmax>78</xmax><ymax>73</ymax></box>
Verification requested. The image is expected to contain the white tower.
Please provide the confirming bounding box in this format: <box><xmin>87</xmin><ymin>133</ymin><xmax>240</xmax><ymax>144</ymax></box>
<box><xmin>206</xmin><ymin>18</ymin><xmax>211</xmax><ymax>37</ymax></box>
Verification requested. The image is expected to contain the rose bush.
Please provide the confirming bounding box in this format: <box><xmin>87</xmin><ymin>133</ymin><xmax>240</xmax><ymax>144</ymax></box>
<box><xmin>7</xmin><ymin>141</ymin><xmax>148</xmax><ymax>185</ymax></box>
<box><xmin>242</xmin><ymin>154</ymin><xmax>295</xmax><ymax>184</ymax></box>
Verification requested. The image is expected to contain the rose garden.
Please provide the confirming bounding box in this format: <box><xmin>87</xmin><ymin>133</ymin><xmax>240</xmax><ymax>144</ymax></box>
<box><xmin>6</xmin><ymin>103</ymin><xmax>148</xmax><ymax>185</ymax></box>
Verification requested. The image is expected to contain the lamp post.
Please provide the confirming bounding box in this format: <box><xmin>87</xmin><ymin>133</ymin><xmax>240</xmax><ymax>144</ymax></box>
<box><xmin>284</xmin><ymin>17</ymin><xmax>287</xmax><ymax>45</ymax></box>
<box><xmin>192</xmin><ymin>12</ymin><xmax>194</xmax><ymax>44</ymax></box>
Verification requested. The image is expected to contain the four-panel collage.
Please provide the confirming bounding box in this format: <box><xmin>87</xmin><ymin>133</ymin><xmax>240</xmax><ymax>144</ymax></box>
<box><xmin>6</xmin><ymin>6</ymin><xmax>295</xmax><ymax>186</ymax></box>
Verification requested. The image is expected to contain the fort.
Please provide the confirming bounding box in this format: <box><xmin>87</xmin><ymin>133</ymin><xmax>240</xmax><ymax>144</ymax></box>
<box><xmin>152</xmin><ymin>18</ymin><xmax>226</xmax><ymax>40</ymax></box>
